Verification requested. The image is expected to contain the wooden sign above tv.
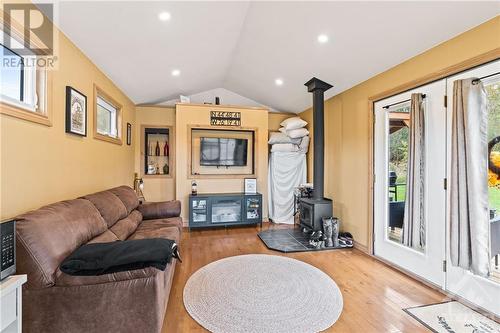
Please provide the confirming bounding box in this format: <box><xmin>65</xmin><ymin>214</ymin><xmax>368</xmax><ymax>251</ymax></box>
<box><xmin>210</xmin><ymin>111</ymin><xmax>241</xmax><ymax>126</ymax></box>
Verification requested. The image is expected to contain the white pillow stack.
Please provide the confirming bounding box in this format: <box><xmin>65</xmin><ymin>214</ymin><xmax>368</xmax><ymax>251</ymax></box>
<box><xmin>269</xmin><ymin>116</ymin><xmax>310</xmax><ymax>153</ymax></box>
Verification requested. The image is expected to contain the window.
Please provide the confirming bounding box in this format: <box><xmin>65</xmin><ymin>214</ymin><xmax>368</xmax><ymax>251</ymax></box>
<box><xmin>93</xmin><ymin>85</ymin><xmax>122</xmax><ymax>144</ymax></box>
<box><xmin>0</xmin><ymin>31</ymin><xmax>50</xmax><ymax>126</ymax></box>
<box><xmin>1</xmin><ymin>44</ymin><xmax>23</xmax><ymax>102</ymax></box>
<box><xmin>97</xmin><ymin>96</ymin><xmax>118</xmax><ymax>137</ymax></box>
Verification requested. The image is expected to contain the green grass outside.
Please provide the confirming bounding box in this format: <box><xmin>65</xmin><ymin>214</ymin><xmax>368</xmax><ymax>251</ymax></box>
<box><xmin>391</xmin><ymin>184</ymin><xmax>500</xmax><ymax>212</ymax></box>
<box><xmin>396</xmin><ymin>185</ymin><xmax>406</xmax><ymax>202</ymax></box>
<box><xmin>489</xmin><ymin>187</ymin><xmax>500</xmax><ymax>212</ymax></box>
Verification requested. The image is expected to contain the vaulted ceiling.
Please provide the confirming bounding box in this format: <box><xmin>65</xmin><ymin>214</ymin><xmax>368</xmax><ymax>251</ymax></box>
<box><xmin>50</xmin><ymin>1</ymin><xmax>498</xmax><ymax>113</ymax></box>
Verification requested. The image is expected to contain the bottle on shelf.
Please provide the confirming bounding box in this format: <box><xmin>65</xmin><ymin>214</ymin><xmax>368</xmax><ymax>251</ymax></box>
<box><xmin>163</xmin><ymin>140</ymin><xmax>169</xmax><ymax>157</ymax></box>
<box><xmin>191</xmin><ymin>180</ymin><xmax>198</xmax><ymax>196</ymax></box>
<box><xmin>155</xmin><ymin>141</ymin><xmax>160</xmax><ymax>156</ymax></box>
<box><xmin>163</xmin><ymin>163</ymin><xmax>169</xmax><ymax>175</ymax></box>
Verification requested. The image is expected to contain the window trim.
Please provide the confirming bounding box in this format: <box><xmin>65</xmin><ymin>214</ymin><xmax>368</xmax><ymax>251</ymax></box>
<box><xmin>0</xmin><ymin>17</ymin><xmax>52</xmax><ymax>126</ymax></box>
<box><xmin>93</xmin><ymin>84</ymin><xmax>122</xmax><ymax>145</ymax></box>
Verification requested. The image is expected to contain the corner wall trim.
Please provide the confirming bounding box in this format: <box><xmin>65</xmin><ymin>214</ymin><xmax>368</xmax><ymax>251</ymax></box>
<box><xmin>353</xmin><ymin>240</ymin><xmax>369</xmax><ymax>254</ymax></box>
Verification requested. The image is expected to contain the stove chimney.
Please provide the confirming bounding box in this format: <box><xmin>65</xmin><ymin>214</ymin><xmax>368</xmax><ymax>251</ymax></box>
<box><xmin>304</xmin><ymin>77</ymin><xmax>333</xmax><ymax>200</ymax></box>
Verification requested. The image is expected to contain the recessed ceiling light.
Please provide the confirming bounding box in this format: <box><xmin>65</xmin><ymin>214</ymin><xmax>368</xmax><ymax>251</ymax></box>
<box><xmin>171</xmin><ymin>69</ymin><xmax>180</xmax><ymax>76</ymax></box>
<box><xmin>275</xmin><ymin>78</ymin><xmax>283</xmax><ymax>86</ymax></box>
<box><xmin>317</xmin><ymin>34</ymin><xmax>329</xmax><ymax>43</ymax></box>
<box><xmin>158</xmin><ymin>11</ymin><xmax>171</xmax><ymax>21</ymax></box>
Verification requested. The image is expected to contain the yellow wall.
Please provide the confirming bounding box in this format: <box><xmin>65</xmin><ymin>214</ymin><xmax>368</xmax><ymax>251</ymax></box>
<box><xmin>134</xmin><ymin>106</ymin><xmax>176</xmax><ymax>202</ymax></box>
<box><xmin>0</xmin><ymin>31</ymin><xmax>136</xmax><ymax>219</ymax></box>
<box><xmin>175</xmin><ymin>104</ymin><xmax>269</xmax><ymax>223</ymax></box>
<box><xmin>268</xmin><ymin>112</ymin><xmax>296</xmax><ymax>131</ymax></box>
<box><xmin>299</xmin><ymin>16</ymin><xmax>500</xmax><ymax>249</ymax></box>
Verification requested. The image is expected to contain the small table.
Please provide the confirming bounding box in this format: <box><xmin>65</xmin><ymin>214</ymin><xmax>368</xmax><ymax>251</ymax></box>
<box><xmin>0</xmin><ymin>275</ymin><xmax>27</xmax><ymax>333</ymax></box>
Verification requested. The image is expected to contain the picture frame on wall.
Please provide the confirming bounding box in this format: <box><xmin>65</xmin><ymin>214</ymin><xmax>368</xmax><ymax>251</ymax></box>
<box><xmin>244</xmin><ymin>178</ymin><xmax>257</xmax><ymax>194</ymax></box>
<box><xmin>126</xmin><ymin>123</ymin><xmax>132</xmax><ymax>145</ymax></box>
<box><xmin>65</xmin><ymin>86</ymin><xmax>87</xmax><ymax>136</ymax></box>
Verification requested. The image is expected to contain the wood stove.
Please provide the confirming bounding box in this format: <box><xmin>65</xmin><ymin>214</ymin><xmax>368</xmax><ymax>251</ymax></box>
<box><xmin>299</xmin><ymin>77</ymin><xmax>334</xmax><ymax>231</ymax></box>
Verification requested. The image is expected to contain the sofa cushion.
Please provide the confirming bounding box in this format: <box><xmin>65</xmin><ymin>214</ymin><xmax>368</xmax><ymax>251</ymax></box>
<box><xmin>16</xmin><ymin>199</ymin><xmax>107</xmax><ymax>289</ymax></box>
<box><xmin>81</xmin><ymin>191</ymin><xmax>128</xmax><ymax>227</ymax></box>
<box><xmin>88</xmin><ymin>230</ymin><xmax>119</xmax><ymax>244</ymax></box>
<box><xmin>136</xmin><ymin>217</ymin><xmax>183</xmax><ymax>234</ymax></box>
<box><xmin>138</xmin><ymin>201</ymin><xmax>181</xmax><ymax>220</ymax></box>
<box><xmin>109</xmin><ymin>210</ymin><xmax>143</xmax><ymax>240</ymax></box>
<box><xmin>109</xmin><ymin>186</ymin><xmax>139</xmax><ymax>214</ymax></box>
<box><xmin>55</xmin><ymin>266</ymin><xmax>162</xmax><ymax>287</ymax></box>
<box><xmin>128</xmin><ymin>224</ymin><xmax>180</xmax><ymax>244</ymax></box>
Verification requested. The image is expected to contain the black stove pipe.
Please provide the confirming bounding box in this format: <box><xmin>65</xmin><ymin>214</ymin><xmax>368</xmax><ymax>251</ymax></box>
<box><xmin>304</xmin><ymin>77</ymin><xmax>333</xmax><ymax>200</ymax></box>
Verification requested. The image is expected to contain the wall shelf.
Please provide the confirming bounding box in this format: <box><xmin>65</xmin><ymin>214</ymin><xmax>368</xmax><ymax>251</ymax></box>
<box><xmin>141</xmin><ymin>127</ymin><xmax>172</xmax><ymax>177</ymax></box>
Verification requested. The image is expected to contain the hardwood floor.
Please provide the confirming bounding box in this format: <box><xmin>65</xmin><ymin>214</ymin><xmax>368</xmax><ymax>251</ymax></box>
<box><xmin>162</xmin><ymin>223</ymin><xmax>448</xmax><ymax>332</ymax></box>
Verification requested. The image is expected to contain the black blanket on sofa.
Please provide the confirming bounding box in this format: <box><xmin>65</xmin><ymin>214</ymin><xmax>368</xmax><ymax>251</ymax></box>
<box><xmin>60</xmin><ymin>238</ymin><xmax>180</xmax><ymax>276</ymax></box>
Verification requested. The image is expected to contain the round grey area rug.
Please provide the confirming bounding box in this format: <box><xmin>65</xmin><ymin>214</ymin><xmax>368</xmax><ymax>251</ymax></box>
<box><xmin>183</xmin><ymin>254</ymin><xmax>343</xmax><ymax>333</ymax></box>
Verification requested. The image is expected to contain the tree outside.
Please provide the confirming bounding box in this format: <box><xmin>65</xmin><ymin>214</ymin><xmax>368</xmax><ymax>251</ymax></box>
<box><xmin>389</xmin><ymin>126</ymin><xmax>408</xmax><ymax>202</ymax></box>
<box><xmin>487</xmin><ymin>82</ymin><xmax>500</xmax><ymax>212</ymax></box>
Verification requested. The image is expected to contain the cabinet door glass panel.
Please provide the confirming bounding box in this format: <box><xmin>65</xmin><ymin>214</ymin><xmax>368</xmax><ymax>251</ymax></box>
<box><xmin>192</xmin><ymin>199</ymin><xmax>207</xmax><ymax>223</ymax></box>
<box><xmin>212</xmin><ymin>199</ymin><xmax>241</xmax><ymax>223</ymax></box>
<box><xmin>246</xmin><ymin>198</ymin><xmax>260</xmax><ymax>220</ymax></box>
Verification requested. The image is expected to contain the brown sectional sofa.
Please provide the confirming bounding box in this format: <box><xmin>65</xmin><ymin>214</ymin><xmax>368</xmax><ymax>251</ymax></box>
<box><xmin>15</xmin><ymin>186</ymin><xmax>182</xmax><ymax>333</ymax></box>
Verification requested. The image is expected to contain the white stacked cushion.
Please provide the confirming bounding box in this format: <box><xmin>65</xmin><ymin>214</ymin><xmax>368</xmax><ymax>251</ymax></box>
<box><xmin>271</xmin><ymin>144</ymin><xmax>298</xmax><ymax>153</ymax></box>
<box><xmin>268</xmin><ymin>132</ymin><xmax>302</xmax><ymax>145</ymax></box>
<box><xmin>298</xmin><ymin>136</ymin><xmax>310</xmax><ymax>153</ymax></box>
<box><xmin>270</xmin><ymin>136</ymin><xmax>309</xmax><ymax>153</ymax></box>
<box><xmin>286</xmin><ymin>128</ymin><xmax>309</xmax><ymax>139</ymax></box>
<box><xmin>280</xmin><ymin>117</ymin><xmax>308</xmax><ymax>130</ymax></box>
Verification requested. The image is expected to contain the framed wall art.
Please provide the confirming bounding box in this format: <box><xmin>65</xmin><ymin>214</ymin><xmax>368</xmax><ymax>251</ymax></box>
<box><xmin>127</xmin><ymin>122</ymin><xmax>132</xmax><ymax>145</ymax></box>
<box><xmin>65</xmin><ymin>86</ymin><xmax>87</xmax><ymax>136</ymax></box>
<box><xmin>244</xmin><ymin>178</ymin><xmax>257</xmax><ymax>194</ymax></box>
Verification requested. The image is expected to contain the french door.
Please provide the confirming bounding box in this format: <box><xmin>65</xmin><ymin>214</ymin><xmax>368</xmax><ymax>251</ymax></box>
<box><xmin>374</xmin><ymin>59</ymin><xmax>500</xmax><ymax>316</ymax></box>
<box><xmin>445</xmin><ymin>60</ymin><xmax>500</xmax><ymax>315</ymax></box>
<box><xmin>374</xmin><ymin>79</ymin><xmax>447</xmax><ymax>288</ymax></box>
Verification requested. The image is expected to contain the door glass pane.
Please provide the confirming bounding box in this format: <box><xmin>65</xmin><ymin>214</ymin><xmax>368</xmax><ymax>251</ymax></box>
<box><xmin>387</xmin><ymin>102</ymin><xmax>410</xmax><ymax>244</ymax></box>
<box><xmin>486</xmin><ymin>78</ymin><xmax>500</xmax><ymax>282</ymax></box>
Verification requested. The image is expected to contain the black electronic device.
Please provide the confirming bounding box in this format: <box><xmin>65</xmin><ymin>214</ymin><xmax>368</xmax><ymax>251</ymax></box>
<box><xmin>1</xmin><ymin>220</ymin><xmax>16</xmax><ymax>280</ymax></box>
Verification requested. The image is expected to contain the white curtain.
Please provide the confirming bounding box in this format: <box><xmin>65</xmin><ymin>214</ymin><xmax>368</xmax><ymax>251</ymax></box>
<box><xmin>450</xmin><ymin>78</ymin><xmax>490</xmax><ymax>277</ymax></box>
<box><xmin>402</xmin><ymin>93</ymin><xmax>426</xmax><ymax>249</ymax></box>
<box><xmin>268</xmin><ymin>152</ymin><xmax>307</xmax><ymax>224</ymax></box>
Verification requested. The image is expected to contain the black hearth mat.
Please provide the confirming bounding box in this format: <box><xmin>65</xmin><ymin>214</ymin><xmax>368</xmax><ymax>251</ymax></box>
<box><xmin>258</xmin><ymin>227</ymin><xmax>353</xmax><ymax>253</ymax></box>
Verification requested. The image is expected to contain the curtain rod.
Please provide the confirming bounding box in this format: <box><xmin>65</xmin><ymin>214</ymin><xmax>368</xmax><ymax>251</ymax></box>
<box><xmin>383</xmin><ymin>94</ymin><xmax>426</xmax><ymax>110</ymax></box>
<box><xmin>472</xmin><ymin>71</ymin><xmax>500</xmax><ymax>85</ymax></box>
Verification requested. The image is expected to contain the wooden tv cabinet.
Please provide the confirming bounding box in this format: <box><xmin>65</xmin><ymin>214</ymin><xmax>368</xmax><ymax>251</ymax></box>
<box><xmin>188</xmin><ymin>192</ymin><xmax>262</xmax><ymax>230</ymax></box>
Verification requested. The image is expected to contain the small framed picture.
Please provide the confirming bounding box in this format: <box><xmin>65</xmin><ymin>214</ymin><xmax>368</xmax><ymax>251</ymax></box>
<box><xmin>126</xmin><ymin>123</ymin><xmax>132</xmax><ymax>145</ymax></box>
<box><xmin>65</xmin><ymin>86</ymin><xmax>87</xmax><ymax>136</ymax></box>
<box><xmin>244</xmin><ymin>178</ymin><xmax>257</xmax><ymax>194</ymax></box>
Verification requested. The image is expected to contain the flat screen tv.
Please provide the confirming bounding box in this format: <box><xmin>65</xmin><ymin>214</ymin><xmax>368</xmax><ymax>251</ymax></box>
<box><xmin>200</xmin><ymin>137</ymin><xmax>248</xmax><ymax>166</ymax></box>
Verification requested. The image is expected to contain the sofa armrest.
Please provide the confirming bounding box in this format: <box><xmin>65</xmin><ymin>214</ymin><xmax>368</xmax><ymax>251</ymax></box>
<box><xmin>138</xmin><ymin>200</ymin><xmax>181</xmax><ymax>220</ymax></box>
